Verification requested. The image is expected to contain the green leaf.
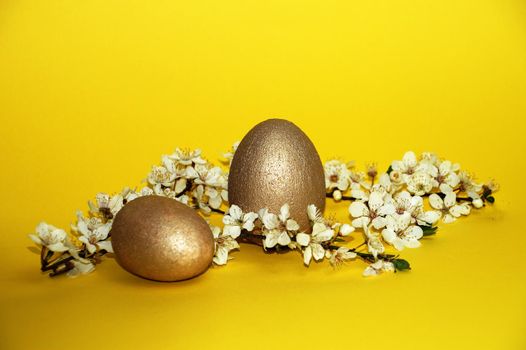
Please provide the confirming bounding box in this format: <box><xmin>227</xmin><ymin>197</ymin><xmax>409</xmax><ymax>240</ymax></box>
<box><xmin>486</xmin><ymin>196</ymin><xmax>495</xmax><ymax>203</ymax></box>
<box><xmin>333</xmin><ymin>238</ymin><xmax>346</xmax><ymax>243</ymax></box>
<box><xmin>419</xmin><ymin>224</ymin><xmax>438</xmax><ymax>236</ymax></box>
<box><xmin>386</xmin><ymin>165</ymin><xmax>393</xmax><ymax>174</ymax></box>
<box><xmin>482</xmin><ymin>187</ymin><xmax>492</xmax><ymax>198</ymax></box>
<box><xmin>393</xmin><ymin>259</ymin><xmax>411</xmax><ymax>271</ymax></box>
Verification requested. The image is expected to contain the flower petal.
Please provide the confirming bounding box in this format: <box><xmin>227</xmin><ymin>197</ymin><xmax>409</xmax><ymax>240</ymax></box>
<box><xmin>349</xmin><ymin>201</ymin><xmax>369</xmax><ymax>218</ymax></box>
<box><xmin>213</xmin><ymin>246</ymin><xmax>228</xmax><ymax>265</ymax></box>
<box><xmin>278</xmin><ymin>232</ymin><xmax>291</xmax><ymax>246</ymax></box>
<box><xmin>381</xmin><ymin>228</ymin><xmax>396</xmax><ymax>243</ymax></box>
<box><xmin>47</xmin><ymin>243</ymin><xmax>69</xmax><ymax>252</ymax></box>
<box><xmin>264</xmin><ymin>233</ymin><xmax>278</xmax><ymax>248</ymax></box>
<box><xmin>339</xmin><ymin>224</ymin><xmax>354</xmax><ymax>236</ymax></box>
<box><xmin>262</xmin><ymin>213</ymin><xmax>279</xmax><ymax>230</ymax></box>
<box><xmin>311</xmin><ymin>244</ymin><xmax>325</xmax><ymax>261</ymax></box>
<box><xmin>371</xmin><ymin>216</ymin><xmax>387</xmax><ymax>230</ymax></box>
<box><xmin>444</xmin><ymin>192</ymin><xmax>457</xmax><ymax>208</ymax></box>
<box><xmin>429</xmin><ymin>194</ymin><xmax>444</xmax><ymax>210</ymax></box>
<box><xmin>363</xmin><ymin>265</ymin><xmax>378</xmax><ymax>277</ymax></box>
<box><xmin>303</xmin><ymin>246</ymin><xmax>313</xmax><ymax>266</ymax></box>
<box><xmin>404</xmin><ymin>225</ymin><xmax>423</xmax><ymax>240</ymax></box>
<box><xmin>423</xmin><ymin>210</ymin><xmax>441</xmax><ymax>224</ymax></box>
<box><xmin>97</xmin><ymin>240</ymin><xmax>113</xmax><ymax>253</ymax></box>
<box><xmin>312</xmin><ymin>225</ymin><xmax>334</xmax><ymax>242</ymax></box>
<box><xmin>279</xmin><ymin>204</ymin><xmax>290</xmax><ymax>222</ymax></box>
<box><xmin>229</xmin><ymin>205</ymin><xmax>243</xmax><ymax>221</ymax></box>
<box><xmin>286</xmin><ymin>219</ymin><xmax>300</xmax><ymax>232</ymax></box>
<box><xmin>368</xmin><ymin>192</ymin><xmax>384</xmax><ymax>211</ymax></box>
<box><xmin>223</xmin><ymin>225</ymin><xmax>241</xmax><ymax>239</ymax></box>
<box><xmin>296</xmin><ymin>233</ymin><xmax>311</xmax><ymax>246</ymax></box>
<box><xmin>351</xmin><ymin>217</ymin><xmax>370</xmax><ymax>228</ymax></box>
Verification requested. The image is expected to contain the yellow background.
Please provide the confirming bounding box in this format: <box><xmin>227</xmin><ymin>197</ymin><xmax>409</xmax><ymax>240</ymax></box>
<box><xmin>1</xmin><ymin>0</ymin><xmax>525</xmax><ymax>349</ymax></box>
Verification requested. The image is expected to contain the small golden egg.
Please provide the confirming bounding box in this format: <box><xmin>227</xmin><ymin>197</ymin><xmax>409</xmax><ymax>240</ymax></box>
<box><xmin>110</xmin><ymin>196</ymin><xmax>214</xmax><ymax>282</ymax></box>
<box><xmin>228</xmin><ymin>119</ymin><xmax>325</xmax><ymax>231</ymax></box>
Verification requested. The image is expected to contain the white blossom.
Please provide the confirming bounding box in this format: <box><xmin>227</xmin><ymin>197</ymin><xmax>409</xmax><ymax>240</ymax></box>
<box><xmin>74</xmin><ymin>211</ymin><xmax>113</xmax><ymax>254</ymax></box>
<box><xmin>191</xmin><ymin>164</ymin><xmax>226</xmax><ymax>188</ymax></box>
<box><xmin>350</xmin><ymin>183</ymin><xmax>369</xmax><ymax>201</ymax></box>
<box><xmin>349</xmin><ymin>192</ymin><xmax>395</xmax><ymax>229</ymax></box>
<box><xmin>391</xmin><ymin>151</ymin><xmax>419</xmax><ymax>182</ymax></box>
<box><xmin>168</xmin><ymin>148</ymin><xmax>206</xmax><ymax>166</ymax></box>
<box><xmin>420</xmin><ymin>152</ymin><xmax>440</xmax><ymax>167</ymax></box>
<box><xmin>29</xmin><ymin>222</ymin><xmax>70</xmax><ymax>252</ymax></box>
<box><xmin>390</xmin><ymin>191</ymin><xmax>439</xmax><ymax>225</ymax></box>
<box><xmin>381</xmin><ymin>213</ymin><xmax>423</xmax><ymax>251</ymax></box>
<box><xmin>389</xmin><ymin>170</ymin><xmax>404</xmax><ymax>186</ymax></box>
<box><xmin>348</xmin><ymin>171</ymin><xmax>370</xmax><ymax>200</ymax></box>
<box><xmin>222</xmin><ymin>141</ymin><xmax>240</xmax><ymax>165</ymax></box>
<box><xmin>222</xmin><ymin>205</ymin><xmax>258</xmax><ymax>238</ymax></box>
<box><xmin>458</xmin><ymin>171</ymin><xmax>483</xmax><ymax>199</ymax></box>
<box><xmin>406</xmin><ymin>172</ymin><xmax>434</xmax><ymax>196</ymax></box>
<box><xmin>324</xmin><ymin>160</ymin><xmax>352</xmax><ymax>191</ymax></box>
<box><xmin>192</xmin><ymin>185</ymin><xmax>207</xmax><ymax>213</ymax></box>
<box><xmin>367</xmin><ymin>234</ymin><xmax>385</xmax><ymax>258</ymax></box>
<box><xmin>88</xmin><ymin>192</ymin><xmax>124</xmax><ymax>218</ymax></box>
<box><xmin>161</xmin><ymin>157</ymin><xmax>193</xmax><ymax>195</ymax></box>
<box><xmin>371</xmin><ymin>173</ymin><xmax>394</xmax><ymax>195</ymax></box>
<box><xmin>327</xmin><ymin>247</ymin><xmax>357</xmax><ymax>267</ymax></box>
<box><xmin>296</xmin><ymin>222</ymin><xmax>334</xmax><ymax>265</ymax></box>
<box><xmin>429</xmin><ymin>160</ymin><xmax>460</xmax><ymax>194</ymax></box>
<box><xmin>147</xmin><ymin>165</ymin><xmax>175</xmax><ymax>194</ymax></box>
<box><xmin>363</xmin><ymin>259</ymin><xmax>395</xmax><ymax>277</ymax></box>
<box><xmin>189</xmin><ymin>164</ymin><xmax>227</xmax><ymax>212</ymax></box>
<box><xmin>262</xmin><ymin>225</ymin><xmax>290</xmax><ymax>250</ymax></box>
<box><xmin>307</xmin><ymin>204</ymin><xmax>324</xmax><ymax>224</ymax></box>
<box><xmin>429</xmin><ymin>193</ymin><xmax>471</xmax><ymax>223</ymax></box>
<box><xmin>261</xmin><ymin>205</ymin><xmax>299</xmax><ymax>249</ymax></box>
<box><xmin>212</xmin><ymin>226</ymin><xmax>239</xmax><ymax>265</ymax></box>
<box><xmin>30</xmin><ymin>148</ymin><xmax>498</xmax><ymax>279</ymax></box>
<box><xmin>176</xmin><ymin>194</ymin><xmax>190</xmax><ymax>205</ymax></box>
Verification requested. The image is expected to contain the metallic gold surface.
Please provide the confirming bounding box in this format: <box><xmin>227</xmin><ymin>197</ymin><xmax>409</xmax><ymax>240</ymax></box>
<box><xmin>228</xmin><ymin>119</ymin><xmax>325</xmax><ymax>231</ymax></box>
<box><xmin>110</xmin><ymin>196</ymin><xmax>214</xmax><ymax>282</ymax></box>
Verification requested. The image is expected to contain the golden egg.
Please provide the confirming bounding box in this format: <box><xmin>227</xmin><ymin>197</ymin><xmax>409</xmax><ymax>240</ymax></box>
<box><xmin>110</xmin><ymin>196</ymin><xmax>214</xmax><ymax>282</ymax></box>
<box><xmin>228</xmin><ymin>119</ymin><xmax>325</xmax><ymax>230</ymax></box>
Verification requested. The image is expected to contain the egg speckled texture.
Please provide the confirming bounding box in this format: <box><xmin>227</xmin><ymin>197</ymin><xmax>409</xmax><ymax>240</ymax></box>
<box><xmin>110</xmin><ymin>196</ymin><xmax>214</xmax><ymax>282</ymax></box>
<box><xmin>228</xmin><ymin>119</ymin><xmax>326</xmax><ymax>231</ymax></box>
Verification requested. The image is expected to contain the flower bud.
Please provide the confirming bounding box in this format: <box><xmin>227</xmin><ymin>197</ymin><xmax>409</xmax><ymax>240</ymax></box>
<box><xmin>366</xmin><ymin>163</ymin><xmax>378</xmax><ymax>179</ymax></box>
<box><xmin>333</xmin><ymin>190</ymin><xmax>342</xmax><ymax>201</ymax></box>
<box><xmin>390</xmin><ymin>170</ymin><xmax>403</xmax><ymax>184</ymax></box>
<box><xmin>472</xmin><ymin>198</ymin><xmax>483</xmax><ymax>208</ymax></box>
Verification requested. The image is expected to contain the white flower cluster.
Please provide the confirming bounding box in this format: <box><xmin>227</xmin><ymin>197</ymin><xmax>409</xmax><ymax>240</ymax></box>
<box><xmin>29</xmin><ymin>147</ymin><xmax>497</xmax><ymax>279</ymax></box>
<box><xmin>211</xmin><ymin>204</ymin><xmax>356</xmax><ymax>267</ymax></box>
<box><xmin>30</xmin><ymin>147</ymin><xmax>230</xmax><ymax>277</ymax></box>
<box><xmin>326</xmin><ymin>151</ymin><xmax>498</xmax><ymax>276</ymax></box>
<box><xmin>147</xmin><ymin>148</ymin><xmax>228</xmax><ymax>214</ymax></box>
<box><xmin>29</xmin><ymin>187</ymin><xmax>147</xmax><ymax>277</ymax></box>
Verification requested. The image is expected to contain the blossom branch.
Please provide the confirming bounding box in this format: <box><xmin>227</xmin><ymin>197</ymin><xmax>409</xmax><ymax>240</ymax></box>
<box><xmin>28</xmin><ymin>148</ymin><xmax>497</xmax><ymax>278</ymax></box>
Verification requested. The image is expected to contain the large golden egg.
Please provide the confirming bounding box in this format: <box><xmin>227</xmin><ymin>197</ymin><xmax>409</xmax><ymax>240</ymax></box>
<box><xmin>110</xmin><ymin>196</ymin><xmax>214</xmax><ymax>282</ymax></box>
<box><xmin>228</xmin><ymin>119</ymin><xmax>325</xmax><ymax>230</ymax></box>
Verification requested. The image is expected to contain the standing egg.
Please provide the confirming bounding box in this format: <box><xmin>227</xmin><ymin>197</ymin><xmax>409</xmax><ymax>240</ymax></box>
<box><xmin>228</xmin><ymin>119</ymin><xmax>325</xmax><ymax>231</ymax></box>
